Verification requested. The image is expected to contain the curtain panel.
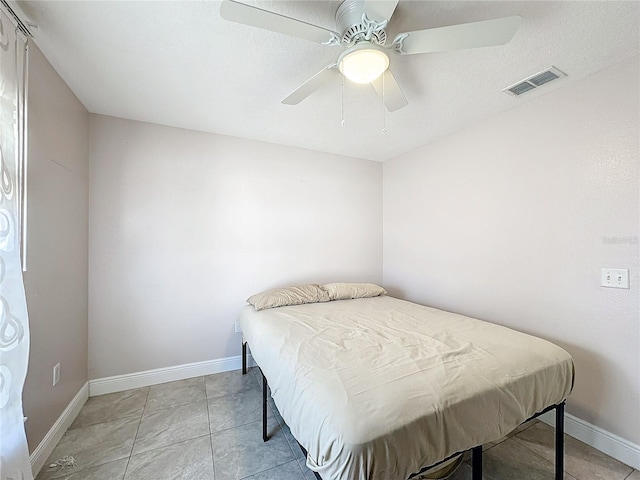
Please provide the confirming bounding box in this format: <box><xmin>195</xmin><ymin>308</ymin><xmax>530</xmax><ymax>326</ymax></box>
<box><xmin>0</xmin><ymin>6</ymin><xmax>32</xmax><ymax>480</ymax></box>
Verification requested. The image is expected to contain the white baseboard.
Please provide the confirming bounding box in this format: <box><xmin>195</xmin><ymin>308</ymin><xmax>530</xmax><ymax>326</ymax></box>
<box><xmin>30</xmin><ymin>382</ymin><xmax>89</xmax><ymax>477</ymax></box>
<box><xmin>89</xmin><ymin>354</ymin><xmax>255</xmax><ymax>396</ymax></box>
<box><xmin>539</xmin><ymin>410</ymin><xmax>640</xmax><ymax>470</ymax></box>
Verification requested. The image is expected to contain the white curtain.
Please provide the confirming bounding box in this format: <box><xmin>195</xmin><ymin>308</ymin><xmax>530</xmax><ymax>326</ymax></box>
<box><xmin>0</xmin><ymin>6</ymin><xmax>33</xmax><ymax>480</ymax></box>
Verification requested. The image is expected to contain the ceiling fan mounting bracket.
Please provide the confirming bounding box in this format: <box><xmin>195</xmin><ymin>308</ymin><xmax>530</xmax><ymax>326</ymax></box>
<box><xmin>322</xmin><ymin>33</ymin><xmax>342</xmax><ymax>47</ymax></box>
<box><xmin>390</xmin><ymin>33</ymin><xmax>409</xmax><ymax>54</ymax></box>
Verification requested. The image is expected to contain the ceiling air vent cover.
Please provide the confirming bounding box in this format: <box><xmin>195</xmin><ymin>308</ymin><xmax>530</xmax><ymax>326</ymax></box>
<box><xmin>502</xmin><ymin>66</ymin><xmax>566</xmax><ymax>96</ymax></box>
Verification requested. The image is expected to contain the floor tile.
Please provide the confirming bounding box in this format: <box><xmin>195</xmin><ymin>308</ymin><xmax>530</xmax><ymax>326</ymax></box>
<box><xmin>71</xmin><ymin>388</ymin><xmax>148</xmax><ymax>429</ymax></box>
<box><xmin>515</xmin><ymin>418</ymin><xmax>540</xmax><ymax>434</ymax></box>
<box><xmin>462</xmin><ymin>450</ymin><xmax>472</xmax><ymax>463</ymax></box>
<box><xmin>296</xmin><ymin>457</ymin><xmax>318</xmax><ymax>480</ymax></box>
<box><xmin>483</xmin><ymin>437</ymin><xmax>578</xmax><ymax>480</ymax></box>
<box><xmin>37</xmin><ymin>373</ymin><xmax>638</xmax><ymax>480</ymax></box>
<box><xmin>244</xmin><ymin>459</ymin><xmax>305</xmax><ymax>480</ymax></box>
<box><xmin>267</xmin><ymin>392</ymin><xmax>306</xmax><ymax>461</ymax></box>
<box><xmin>482</xmin><ymin>418</ymin><xmax>540</xmax><ymax>451</ymax></box>
<box><xmin>250</xmin><ymin>366</ymin><xmax>263</xmax><ymax>384</ymax></box>
<box><xmin>125</xmin><ymin>435</ymin><xmax>214</xmax><ymax>480</ymax></box>
<box><xmin>514</xmin><ymin>421</ymin><xmax>634</xmax><ymax>480</ymax></box>
<box><xmin>211</xmin><ymin>419</ymin><xmax>295</xmax><ymax>480</ymax></box>
<box><xmin>444</xmin><ymin>462</ymin><xmax>473</xmax><ymax>480</ymax></box>
<box><xmin>208</xmin><ymin>383</ymin><xmax>273</xmax><ymax>433</ymax></box>
<box><xmin>37</xmin><ymin>459</ymin><xmax>128</xmax><ymax>480</ymax></box>
<box><xmin>133</xmin><ymin>399</ymin><xmax>210</xmax><ymax>455</ymax></box>
<box><xmin>145</xmin><ymin>377</ymin><xmax>205</xmax><ymax>412</ymax></box>
<box><xmin>284</xmin><ymin>426</ymin><xmax>305</xmax><ymax>460</ymax></box>
<box><xmin>205</xmin><ymin>369</ymin><xmax>260</xmax><ymax>399</ymax></box>
<box><xmin>272</xmin><ymin>414</ymin><xmax>305</xmax><ymax>460</ymax></box>
<box><xmin>248</xmin><ymin>368</ymin><xmax>278</xmax><ymax>408</ymax></box>
<box><xmin>484</xmin><ymin>437</ymin><xmax>508</xmax><ymax>451</ymax></box>
<box><xmin>38</xmin><ymin>417</ymin><xmax>139</xmax><ymax>479</ymax></box>
<box><xmin>296</xmin><ymin>456</ymin><xmax>475</xmax><ymax>480</ymax></box>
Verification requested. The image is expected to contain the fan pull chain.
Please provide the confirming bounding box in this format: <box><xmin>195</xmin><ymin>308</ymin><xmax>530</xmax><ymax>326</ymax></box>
<box><xmin>381</xmin><ymin>73</ymin><xmax>387</xmax><ymax>134</ymax></box>
<box><xmin>341</xmin><ymin>74</ymin><xmax>345</xmax><ymax>126</ymax></box>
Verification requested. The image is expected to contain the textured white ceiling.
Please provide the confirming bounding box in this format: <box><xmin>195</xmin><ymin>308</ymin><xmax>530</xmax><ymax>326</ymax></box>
<box><xmin>15</xmin><ymin>1</ymin><xmax>640</xmax><ymax>162</ymax></box>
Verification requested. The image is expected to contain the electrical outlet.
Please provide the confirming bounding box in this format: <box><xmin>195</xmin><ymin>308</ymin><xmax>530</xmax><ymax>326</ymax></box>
<box><xmin>600</xmin><ymin>268</ymin><xmax>629</xmax><ymax>289</ymax></box>
<box><xmin>234</xmin><ymin>320</ymin><xmax>242</xmax><ymax>333</ymax></box>
<box><xmin>53</xmin><ymin>363</ymin><xmax>61</xmax><ymax>386</ymax></box>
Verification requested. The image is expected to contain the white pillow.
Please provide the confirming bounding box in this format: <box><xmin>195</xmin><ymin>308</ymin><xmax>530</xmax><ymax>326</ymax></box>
<box><xmin>247</xmin><ymin>284</ymin><xmax>330</xmax><ymax>311</ymax></box>
<box><xmin>321</xmin><ymin>282</ymin><xmax>386</xmax><ymax>301</ymax></box>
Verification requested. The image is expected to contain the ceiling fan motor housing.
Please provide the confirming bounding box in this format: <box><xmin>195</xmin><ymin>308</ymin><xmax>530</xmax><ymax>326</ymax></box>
<box><xmin>336</xmin><ymin>0</ymin><xmax>387</xmax><ymax>46</ymax></box>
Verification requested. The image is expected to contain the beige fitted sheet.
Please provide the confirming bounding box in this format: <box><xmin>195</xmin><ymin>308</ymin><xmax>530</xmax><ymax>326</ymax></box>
<box><xmin>239</xmin><ymin>296</ymin><xmax>574</xmax><ymax>480</ymax></box>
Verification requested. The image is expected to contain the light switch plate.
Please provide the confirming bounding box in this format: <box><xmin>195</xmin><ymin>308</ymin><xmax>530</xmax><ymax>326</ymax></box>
<box><xmin>600</xmin><ymin>268</ymin><xmax>629</xmax><ymax>289</ymax></box>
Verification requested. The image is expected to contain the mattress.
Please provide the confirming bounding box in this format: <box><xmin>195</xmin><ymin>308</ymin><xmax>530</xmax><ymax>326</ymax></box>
<box><xmin>238</xmin><ymin>295</ymin><xmax>574</xmax><ymax>480</ymax></box>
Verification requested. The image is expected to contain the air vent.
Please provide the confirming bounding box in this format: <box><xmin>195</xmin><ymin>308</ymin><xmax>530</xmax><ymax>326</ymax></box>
<box><xmin>502</xmin><ymin>66</ymin><xmax>566</xmax><ymax>97</ymax></box>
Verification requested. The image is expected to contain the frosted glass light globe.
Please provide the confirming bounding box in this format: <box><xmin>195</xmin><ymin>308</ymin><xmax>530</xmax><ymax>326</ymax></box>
<box><xmin>338</xmin><ymin>44</ymin><xmax>390</xmax><ymax>84</ymax></box>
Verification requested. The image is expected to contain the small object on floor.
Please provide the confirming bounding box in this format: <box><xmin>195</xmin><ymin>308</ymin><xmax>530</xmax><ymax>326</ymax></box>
<box><xmin>48</xmin><ymin>455</ymin><xmax>77</xmax><ymax>471</ymax></box>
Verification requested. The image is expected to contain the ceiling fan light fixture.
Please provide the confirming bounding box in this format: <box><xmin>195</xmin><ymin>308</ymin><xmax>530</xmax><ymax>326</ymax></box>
<box><xmin>338</xmin><ymin>44</ymin><xmax>390</xmax><ymax>84</ymax></box>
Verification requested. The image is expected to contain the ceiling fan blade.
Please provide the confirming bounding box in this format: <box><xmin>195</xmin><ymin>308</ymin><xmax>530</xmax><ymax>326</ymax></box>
<box><xmin>363</xmin><ymin>0</ymin><xmax>399</xmax><ymax>23</ymax></box>
<box><xmin>282</xmin><ymin>65</ymin><xmax>340</xmax><ymax>105</ymax></box>
<box><xmin>371</xmin><ymin>69</ymin><xmax>408</xmax><ymax>112</ymax></box>
<box><xmin>220</xmin><ymin>0</ymin><xmax>340</xmax><ymax>45</ymax></box>
<box><xmin>394</xmin><ymin>15</ymin><xmax>521</xmax><ymax>55</ymax></box>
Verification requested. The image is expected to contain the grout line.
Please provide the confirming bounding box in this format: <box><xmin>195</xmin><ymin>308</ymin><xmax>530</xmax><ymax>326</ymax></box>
<box><xmin>122</xmin><ymin>387</ymin><xmax>150</xmax><ymax>479</ymax></box>
<box><xmin>210</xmin><ymin>412</ymin><xmax>276</xmax><ymax>436</ymax></box>
<box><xmin>268</xmin><ymin>394</ymin><xmax>309</xmax><ymax>468</ymax></box>
<box><xmin>485</xmin><ymin>437</ymin><xmax>583</xmax><ymax>480</ymax></box>
<box><xmin>260</xmin><ymin>374</ymin><xmax>309</xmax><ymax>466</ymax></box>
<box><xmin>236</xmin><ymin>458</ymin><xmax>304</xmax><ymax>480</ymax></box>
<box><xmin>296</xmin><ymin>457</ymin><xmax>311</xmax><ymax>480</ymax></box>
<box><xmin>66</xmin><ymin>412</ymin><xmax>144</xmax><ymax>432</ymax></box>
<box><xmin>206</xmin><ymin>373</ymin><xmax>277</xmax><ymax>435</ymax></box>
<box><xmin>140</xmin><ymin>376</ymin><xmax>208</xmax><ymax>415</ymax></box>
<box><xmin>208</xmin><ymin>432</ymin><xmax>216</xmax><ymax>478</ymax></box>
<box><xmin>231</xmin><ymin>387</ymin><xmax>301</xmax><ymax>480</ymax></box>
<box><xmin>127</xmin><ymin>399</ymin><xmax>212</xmax><ymax>458</ymax></box>
<box><xmin>203</xmin><ymin>374</ymin><xmax>216</xmax><ymax>477</ymax></box>
<box><xmin>508</xmin><ymin>435</ymin><xmax>576</xmax><ymax>477</ymax></box>
<box><xmin>127</xmin><ymin>434</ymin><xmax>212</xmax><ymax>463</ymax></box>
<box><xmin>479</xmin><ymin>419</ymin><xmax>541</xmax><ymax>454</ymax></box>
<box><xmin>141</xmin><ymin>397</ymin><xmax>209</xmax><ymax>416</ymax></box>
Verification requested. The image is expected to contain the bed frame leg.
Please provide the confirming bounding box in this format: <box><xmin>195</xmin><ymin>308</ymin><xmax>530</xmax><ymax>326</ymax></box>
<box><xmin>262</xmin><ymin>372</ymin><xmax>268</xmax><ymax>442</ymax></box>
<box><xmin>471</xmin><ymin>445</ymin><xmax>482</xmax><ymax>479</ymax></box>
<box><xmin>242</xmin><ymin>340</ymin><xmax>247</xmax><ymax>375</ymax></box>
<box><xmin>556</xmin><ymin>401</ymin><xmax>565</xmax><ymax>480</ymax></box>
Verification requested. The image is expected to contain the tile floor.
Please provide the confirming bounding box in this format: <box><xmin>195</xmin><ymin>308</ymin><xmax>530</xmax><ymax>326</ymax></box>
<box><xmin>37</xmin><ymin>368</ymin><xmax>638</xmax><ymax>480</ymax></box>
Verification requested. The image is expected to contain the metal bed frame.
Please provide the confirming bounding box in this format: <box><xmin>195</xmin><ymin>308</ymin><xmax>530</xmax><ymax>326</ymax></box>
<box><xmin>242</xmin><ymin>340</ymin><xmax>566</xmax><ymax>480</ymax></box>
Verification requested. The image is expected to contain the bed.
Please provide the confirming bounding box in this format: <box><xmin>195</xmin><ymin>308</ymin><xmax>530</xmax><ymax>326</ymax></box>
<box><xmin>238</xmin><ymin>285</ymin><xmax>574</xmax><ymax>480</ymax></box>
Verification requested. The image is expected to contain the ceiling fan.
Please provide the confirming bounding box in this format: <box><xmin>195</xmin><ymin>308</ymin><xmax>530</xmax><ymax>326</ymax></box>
<box><xmin>220</xmin><ymin>0</ymin><xmax>521</xmax><ymax>112</ymax></box>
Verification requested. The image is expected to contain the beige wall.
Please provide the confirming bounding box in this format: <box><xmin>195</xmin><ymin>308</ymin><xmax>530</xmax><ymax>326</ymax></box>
<box><xmin>88</xmin><ymin>115</ymin><xmax>382</xmax><ymax>379</ymax></box>
<box><xmin>383</xmin><ymin>58</ymin><xmax>639</xmax><ymax>445</ymax></box>
<box><xmin>22</xmin><ymin>44</ymin><xmax>90</xmax><ymax>451</ymax></box>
